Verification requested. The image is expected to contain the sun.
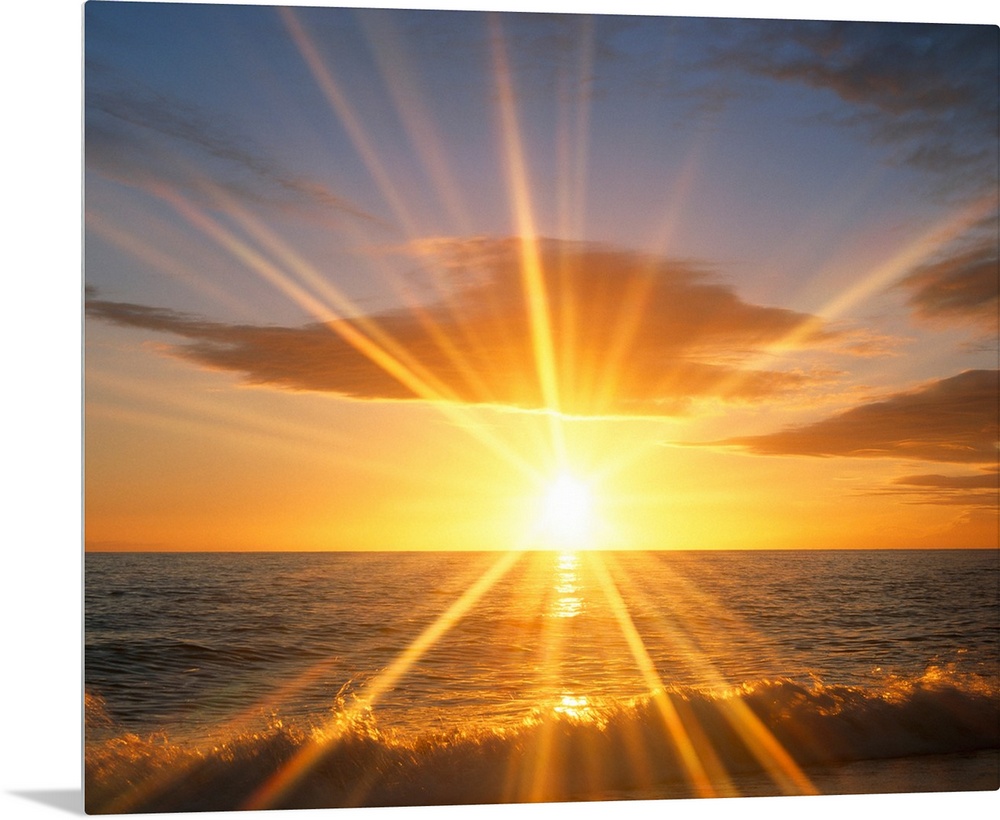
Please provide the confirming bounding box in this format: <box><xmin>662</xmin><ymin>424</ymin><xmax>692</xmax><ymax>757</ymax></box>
<box><xmin>537</xmin><ymin>471</ymin><xmax>595</xmax><ymax>549</ymax></box>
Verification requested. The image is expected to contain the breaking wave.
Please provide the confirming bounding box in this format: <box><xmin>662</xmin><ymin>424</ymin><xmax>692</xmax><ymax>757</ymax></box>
<box><xmin>84</xmin><ymin>670</ymin><xmax>999</xmax><ymax>813</ymax></box>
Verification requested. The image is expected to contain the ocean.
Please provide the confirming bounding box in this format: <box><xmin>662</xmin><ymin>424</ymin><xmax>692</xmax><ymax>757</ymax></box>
<box><xmin>84</xmin><ymin>549</ymin><xmax>999</xmax><ymax>813</ymax></box>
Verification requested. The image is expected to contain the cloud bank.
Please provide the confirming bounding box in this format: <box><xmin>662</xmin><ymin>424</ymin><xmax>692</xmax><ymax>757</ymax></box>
<box><xmin>87</xmin><ymin>237</ymin><xmax>857</xmax><ymax>417</ymax></box>
<box><xmin>718</xmin><ymin>370</ymin><xmax>998</xmax><ymax>464</ymax></box>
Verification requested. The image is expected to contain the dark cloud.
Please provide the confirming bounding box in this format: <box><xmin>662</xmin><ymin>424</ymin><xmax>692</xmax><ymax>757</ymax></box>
<box><xmin>86</xmin><ymin>82</ymin><xmax>384</xmax><ymax>226</ymax></box>
<box><xmin>895</xmin><ymin>236</ymin><xmax>999</xmax><ymax>334</ymax></box>
<box><xmin>85</xmin><ymin>298</ymin><xmax>420</xmax><ymax>401</ymax></box>
<box><xmin>717</xmin><ymin>370</ymin><xmax>999</xmax><ymax>463</ymax></box>
<box><xmin>708</xmin><ymin>21</ymin><xmax>999</xmax><ymax>190</ymax></box>
<box><xmin>86</xmin><ymin>237</ymin><xmax>854</xmax><ymax>416</ymax></box>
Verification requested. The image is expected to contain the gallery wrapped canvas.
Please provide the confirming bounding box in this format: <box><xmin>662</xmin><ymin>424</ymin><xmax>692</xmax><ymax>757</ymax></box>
<box><xmin>83</xmin><ymin>1</ymin><xmax>998</xmax><ymax>815</ymax></box>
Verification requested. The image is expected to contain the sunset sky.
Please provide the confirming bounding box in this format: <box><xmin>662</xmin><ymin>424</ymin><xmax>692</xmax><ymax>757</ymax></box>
<box><xmin>83</xmin><ymin>0</ymin><xmax>998</xmax><ymax>552</ymax></box>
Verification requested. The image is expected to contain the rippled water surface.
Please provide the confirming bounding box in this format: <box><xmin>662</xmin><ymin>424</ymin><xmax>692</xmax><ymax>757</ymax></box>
<box><xmin>85</xmin><ymin>549</ymin><xmax>998</xmax><ymax>738</ymax></box>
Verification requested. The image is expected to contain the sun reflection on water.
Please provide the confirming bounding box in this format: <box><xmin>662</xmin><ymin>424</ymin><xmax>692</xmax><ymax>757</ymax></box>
<box><xmin>549</xmin><ymin>550</ymin><xmax>584</xmax><ymax>618</ymax></box>
<box><xmin>552</xmin><ymin>693</ymin><xmax>595</xmax><ymax>722</ymax></box>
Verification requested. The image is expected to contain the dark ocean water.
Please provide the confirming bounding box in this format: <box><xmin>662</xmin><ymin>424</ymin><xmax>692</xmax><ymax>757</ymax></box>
<box><xmin>84</xmin><ymin>549</ymin><xmax>999</xmax><ymax>812</ymax></box>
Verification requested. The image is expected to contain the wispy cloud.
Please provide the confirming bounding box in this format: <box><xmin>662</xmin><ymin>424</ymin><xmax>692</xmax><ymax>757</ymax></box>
<box><xmin>86</xmin><ymin>78</ymin><xmax>385</xmax><ymax>226</ymax></box>
<box><xmin>86</xmin><ymin>237</ymin><xmax>863</xmax><ymax>416</ymax></box>
<box><xmin>895</xmin><ymin>235</ymin><xmax>999</xmax><ymax>336</ymax></box>
<box><xmin>894</xmin><ymin>471</ymin><xmax>998</xmax><ymax>491</ymax></box>
<box><xmin>716</xmin><ymin>370</ymin><xmax>998</xmax><ymax>464</ymax></box>
<box><xmin>849</xmin><ymin>467</ymin><xmax>999</xmax><ymax>511</ymax></box>
<box><xmin>888</xmin><ymin>470</ymin><xmax>999</xmax><ymax>508</ymax></box>
<box><xmin>708</xmin><ymin>21</ymin><xmax>999</xmax><ymax>190</ymax></box>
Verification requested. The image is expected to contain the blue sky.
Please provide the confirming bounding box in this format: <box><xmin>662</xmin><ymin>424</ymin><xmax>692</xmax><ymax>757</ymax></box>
<box><xmin>85</xmin><ymin>4</ymin><xmax>995</xmax><ymax>318</ymax></box>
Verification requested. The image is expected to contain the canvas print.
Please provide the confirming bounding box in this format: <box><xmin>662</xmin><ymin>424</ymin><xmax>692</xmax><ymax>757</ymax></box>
<box><xmin>84</xmin><ymin>1</ymin><xmax>999</xmax><ymax>814</ymax></box>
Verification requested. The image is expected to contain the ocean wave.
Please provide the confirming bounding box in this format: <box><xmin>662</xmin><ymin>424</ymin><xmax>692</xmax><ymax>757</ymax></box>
<box><xmin>84</xmin><ymin>671</ymin><xmax>999</xmax><ymax>813</ymax></box>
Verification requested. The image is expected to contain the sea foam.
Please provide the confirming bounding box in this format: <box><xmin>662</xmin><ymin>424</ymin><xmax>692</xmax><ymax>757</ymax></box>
<box><xmin>85</xmin><ymin>670</ymin><xmax>1000</xmax><ymax>813</ymax></box>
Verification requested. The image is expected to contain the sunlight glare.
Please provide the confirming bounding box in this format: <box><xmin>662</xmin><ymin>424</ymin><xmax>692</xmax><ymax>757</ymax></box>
<box><xmin>539</xmin><ymin>472</ymin><xmax>594</xmax><ymax>549</ymax></box>
<box><xmin>552</xmin><ymin>693</ymin><xmax>597</xmax><ymax>723</ymax></box>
